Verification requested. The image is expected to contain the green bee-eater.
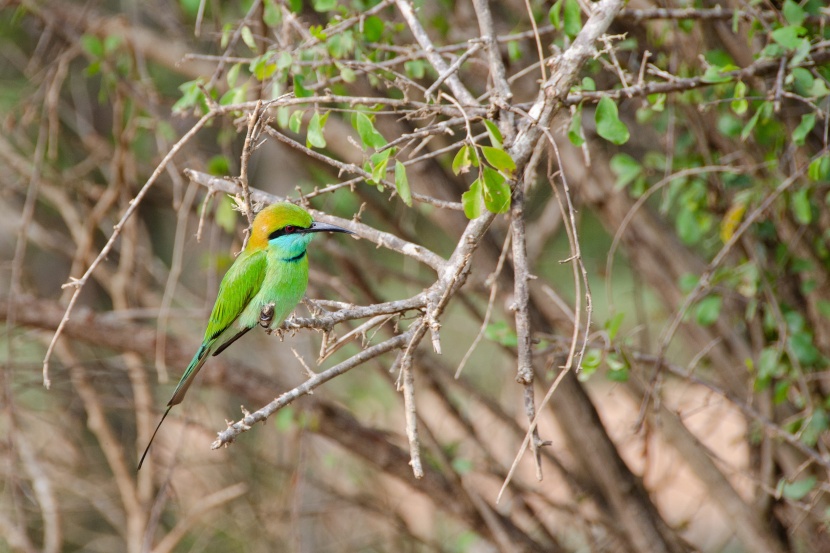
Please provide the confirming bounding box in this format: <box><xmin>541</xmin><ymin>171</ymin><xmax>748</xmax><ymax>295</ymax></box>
<box><xmin>138</xmin><ymin>202</ymin><xmax>353</xmax><ymax>469</ymax></box>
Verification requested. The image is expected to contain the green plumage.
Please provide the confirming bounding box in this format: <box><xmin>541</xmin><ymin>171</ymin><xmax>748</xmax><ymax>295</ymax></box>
<box><xmin>138</xmin><ymin>202</ymin><xmax>352</xmax><ymax>470</ymax></box>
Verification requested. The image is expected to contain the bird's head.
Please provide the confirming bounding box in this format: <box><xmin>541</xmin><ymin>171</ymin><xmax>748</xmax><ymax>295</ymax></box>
<box><xmin>246</xmin><ymin>202</ymin><xmax>353</xmax><ymax>256</ymax></box>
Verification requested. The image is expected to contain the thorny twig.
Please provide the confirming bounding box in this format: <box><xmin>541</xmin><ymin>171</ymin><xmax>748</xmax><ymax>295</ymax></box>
<box><xmin>212</xmin><ymin>330</ymin><xmax>414</xmax><ymax>447</ymax></box>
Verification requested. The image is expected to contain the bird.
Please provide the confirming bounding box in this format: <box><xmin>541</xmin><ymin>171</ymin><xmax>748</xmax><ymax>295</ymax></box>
<box><xmin>138</xmin><ymin>202</ymin><xmax>353</xmax><ymax>470</ymax></box>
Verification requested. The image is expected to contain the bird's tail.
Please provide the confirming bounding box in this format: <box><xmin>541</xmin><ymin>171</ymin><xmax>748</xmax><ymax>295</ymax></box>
<box><xmin>136</xmin><ymin>345</ymin><xmax>210</xmax><ymax>471</ymax></box>
<box><xmin>137</xmin><ymin>404</ymin><xmax>172</xmax><ymax>471</ymax></box>
<box><xmin>168</xmin><ymin>343</ymin><xmax>211</xmax><ymax>407</ymax></box>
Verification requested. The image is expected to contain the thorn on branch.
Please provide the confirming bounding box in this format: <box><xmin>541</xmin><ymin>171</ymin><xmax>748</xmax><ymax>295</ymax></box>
<box><xmin>291</xmin><ymin>347</ymin><xmax>317</xmax><ymax>378</ymax></box>
<box><xmin>61</xmin><ymin>277</ymin><xmax>84</xmax><ymax>289</ymax></box>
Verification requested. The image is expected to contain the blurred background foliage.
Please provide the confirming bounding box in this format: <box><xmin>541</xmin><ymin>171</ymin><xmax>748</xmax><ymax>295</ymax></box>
<box><xmin>2</xmin><ymin>0</ymin><xmax>830</xmax><ymax>552</ymax></box>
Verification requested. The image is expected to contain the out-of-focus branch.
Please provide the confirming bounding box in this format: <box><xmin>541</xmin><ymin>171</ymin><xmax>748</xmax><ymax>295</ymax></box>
<box><xmin>16</xmin><ymin>434</ymin><xmax>61</xmax><ymax>553</ymax></box>
<box><xmin>41</xmin><ymin>107</ymin><xmax>222</xmax><ymax>387</ymax></box>
<box><xmin>2</xmin><ymin>294</ymin><xmax>549</xmax><ymax>550</ymax></box>
<box><xmin>17</xmin><ymin>0</ymin><xmax>216</xmax><ymax>79</ymax></box>
<box><xmin>151</xmin><ymin>483</ymin><xmax>248</xmax><ymax>553</ymax></box>
<box><xmin>54</xmin><ymin>341</ymin><xmax>146</xmax><ymax>553</ymax></box>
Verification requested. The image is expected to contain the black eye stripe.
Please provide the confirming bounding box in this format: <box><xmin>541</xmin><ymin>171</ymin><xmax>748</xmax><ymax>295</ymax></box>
<box><xmin>268</xmin><ymin>224</ymin><xmax>306</xmax><ymax>240</ymax></box>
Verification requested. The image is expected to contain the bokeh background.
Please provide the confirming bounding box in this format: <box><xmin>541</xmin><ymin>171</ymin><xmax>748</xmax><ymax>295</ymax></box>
<box><xmin>2</xmin><ymin>0</ymin><xmax>830</xmax><ymax>552</ymax></box>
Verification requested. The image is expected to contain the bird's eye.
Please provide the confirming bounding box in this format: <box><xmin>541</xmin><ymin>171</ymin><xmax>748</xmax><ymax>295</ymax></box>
<box><xmin>268</xmin><ymin>224</ymin><xmax>305</xmax><ymax>240</ymax></box>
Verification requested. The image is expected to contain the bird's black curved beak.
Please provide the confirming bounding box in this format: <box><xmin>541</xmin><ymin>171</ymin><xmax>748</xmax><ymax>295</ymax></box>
<box><xmin>305</xmin><ymin>221</ymin><xmax>354</xmax><ymax>234</ymax></box>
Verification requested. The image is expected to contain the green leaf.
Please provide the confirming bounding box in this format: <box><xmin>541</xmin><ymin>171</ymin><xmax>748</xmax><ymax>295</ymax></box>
<box><xmin>507</xmin><ymin>41</ymin><xmax>521</xmax><ymax>63</ymax></box>
<box><xmin>339</xmin><ymin>65</ymin><xmax>356</xmax><ymax>83</ymax></box>
<box><xmin>326</xmin><ymin>32</ymin><xmax>355</xmax><ymax>59</ymax></box>
<box><xmin>791</xmin><ymin>67</ymin><xmax>814</xmax><ymax>94</ymax></box>
<box><xmin>549</xmin><ymin>0</ymin><xmax>562</xmax><ymax>29</ymax></box>
<box><xmin>679</xmin><ymin>273</ymin><xmax>700</xmax><ymax>294</ymax></box>
<box><xmin>563</xmin><ymin>0</ymin><xmax>581</xmax><ymax>39</ymax></box>
<box><xmin>250</xmin><ymin>55</ymin><xmax>277</xmax><ymax>81</ymax></box>
<box><xmin>309</xmin><ymin>25</ymin><xmax>326</xmax><ymax>41</ymax></box>
<box><xmin>791</xmin><ymin>34</ymin><xmax>811</xmax><ymax>66</ymax></box>
<box><xmin>481</xmin><ymin>146</ymin><xmax>516</xmax><ymax>174</ymax></box>
<box><xmin>292</xmin><ymin>74</ymin><xmax>311</xmax><ymax>98</ymax></box>
<box><xmin>808</xmin><ymin>156</ymin><xmax>830</xmax><ymax>181</ymax></box>
<box><xmin>791</xmin><ymin>187</ymin><xmax>812</xmax><ymax>224</ymax></box>
<box><xmin>792</xmin><ymin>113</ymin><xmax>816</xmax><ymax>146</ymax></box>
<box><xmin>171</xmin><ymin>79</ymin><xmax>206</xmax><ymax>113</ymax></box>
<box><xmin>103</xmin><ymin>35</ymin><xmax>122</xmax><ymax>55</ymax></box>
<box><xmin>84</xmin><ymin>60</ymin><xmax>101</xmax><ymax>77</ymax></box>
<box><xmin>395</xmin><ymin>162</ymin><xmax>412</xmax><ymax>206</ymax></box>
<box><xmin>484</xmin><ymin>320</ymin><xmax>518</xmax><ymax>347</ymax></box>
<box><xmin>595</xmin><ymin>97</ymin><xmax>630</xmax><ymax>145</ymax></box>
<box><xmin>772</xmin><ymin>380</ymin><xmax>790</xmax><ymax>403</ymax></box>
<box><xmin>676</xmin><ymin>207</ymin><xmax>711</xmax><ymax>245</ymax></box>
<box><xmin>782</xmin><ymin>0</ymin><xmax>806</xmax><ymax>25</ymax></box>
<box><xmin>568</xmin><ymin>106</ymin><xmax>585</xmax><ymax>146</ymax></box>
<box><xmin>581</xmin><ymin>77</ymin><xmax>596</xmax><ymax>92</ymax></box>
<box><xmin>404</xmin><ymin>60</ymin><xmax>425</xmax><ymax>79</ymax></box>
<box><xmin>241</xmin><ymin>25</ymin><xmax>256</xmax><ymax>50</ymax></box>
<box><xmin>216</xmin><ymin>195</ymin><xmax>238</xmax><ymax>234</ymax></box>
<box><xmin>452</xmin><ymin>144</ymin><xmax>473</xmax><ymax>175</ymax></box>
<box><xmin>207</xmin><ymin>155</ymin><xmax>231</xmax><ymax>176</ymax></box>
<box><xmin>263</xmin><ymin>0</ymin><xmax>281</xmax><ymax>27</ymax></box>
<box><xmin>483</xmin><ymin>119</ymin><xmax>503</xmax><ymax>149</ymax></box>
<box><xmin>740</xmin><ymin>105</ymin><xmax>763</xmax><ymax>142</ymax></box>
<box><xmin>801</xmin><ymin>409</ymin><xmax>829</xmax><ymax>447</ymax></box>
<box><xmin>757</xmin><ymin>347</ymin><xmax>784</xmax><ymax>380</ymax></box>
<box><xmin>219</xmin><ymin>84</ymin><xmax>247</xmax><ymax>106</ymax></box>
<box><xmin>605</xmin><ymin>313</ymin><xmax>625</xmax><ymax>341</ymax></box>
<box><xmin>789</xmin><ymin>332</ymin><xmax>821</xmax><ymax>365</ymax></box>
<box><xmin>275</xmin><ymin>52</ymin><xmax>292</xmax><ymax>72</ymax></box>
<box><xmin>606</xmin><ymin>353</ymin><xmax>629</xmax><ymax>382</ymax></box>
<box><xmin>462</xmin><ymin>178</ymin><xmax>483</xmax><ymax>219</ymax></box>
<box><xmin>363</xmin><ymin>15</ymin><xmax>384</xmax><ymax>42</ymax></box>
<box><xmin>274</xmin><ymin>406</ymin><xmax>296</xmax><ymax>431</ymax></box>
<box><xmin>808</xmin><ymin>79</ymin><xmax>830</xmax><ymax>99</ymax></box>
<box><xmin>731</xmin><ymin>81</ymin><xmax>748</xmax><ymax>115</ymax></box>
<box><xmin>312</xmin><ymin>0</ymin><xmax>337</xmax><ymax>11</ymax></box>
<box><xmin>80</xmin><ymin>34</ymin><xmax>104</xmax><ymax>58</ymax></box>
<box><xmin>370</xmin><ymin>148</ymin><xmax>393</xmax><ymax>184</ymax></box>
<box><xmin>220</xmin><ymin>23</ymin><xmax>233</xmax><ymax>49</ymax></box>
<box><xmin>610</xmin><ymin>154</ymin><xmax>642</xmax><ymax>189</ymax></box>
<box><xmin>227</xmin><ymin>63</ymin><xmax>242</xmax><ymax>88</ymax></box>
<box><xmin>701</xmin><ymin>64</ymin><xmax>737</xmax><ymax>83</ymax></box>
<box><xmin>451</xmin><ymin>457</ymin><xmax>473</xmax><ymax>474</ymax></box>
<box><xmin>780</xmin><ymin>476</ymin><xmax>816</xmax><ymax>500</ymax></box>
<box><xmin>695</xmin><ymin>295</ymin><xmax>722</xmax><ymax>326</ymax></box>
<box><xmin>481</xmin><ymin>166</ymin><xmax>511</xmax><ymax>213</ymax></box>
<box><xmin>307</xmin><ymin>111</ymin><xmax>327</xmax><ymax>149</ymax></box>
<box><xmin>354</xmin><ymin>112</ymin><xmax>387</xmax><ymax>149</ymax></box>
<box><xmin>648</xmin><ymin>92</ymin><xmax>666</xmax><ymax>112</ymax></box>
<box><xmin>288</xmin><ymin>110</ymin><xmax>303</xmax><ymax>134</ymax></box>
<box><xmin>579</xmin><ymin>348</ymin><xmax>602</xmax><ymax>381</ymax></box>
<box><xmin>771</xmin><ymin>25</ymin><xmax>806</xmax><ymax>50</ymax></box>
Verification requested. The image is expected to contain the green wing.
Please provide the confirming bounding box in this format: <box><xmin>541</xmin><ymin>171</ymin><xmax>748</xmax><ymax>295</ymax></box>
<box><xmin>165</xmin><ymin>250</ymin><xmax>267</xmax><ymax>407</ymax></box>
<box><xmin>204</xmin><ymin>249</ymin><xmax>267</xmax><ymax>342</ymax></box>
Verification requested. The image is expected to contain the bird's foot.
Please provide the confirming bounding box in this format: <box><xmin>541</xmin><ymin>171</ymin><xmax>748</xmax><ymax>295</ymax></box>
<box><xmin>259</xmin><ymin>302</ymin><xmax>275</xmax><ymax>328</ymax></box>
